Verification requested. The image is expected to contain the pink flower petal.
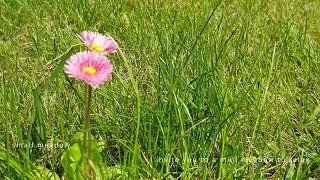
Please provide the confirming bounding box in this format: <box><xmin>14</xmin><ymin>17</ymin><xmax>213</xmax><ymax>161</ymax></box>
<box><xmin>65</xmin><ymin>51</ymin><xmax>113</xmax><ymax>89</ymax></box>
<box><xmin>80</xmin><ymin>31</ymin><xmax>118</xmax><ymax>55</ymax></box>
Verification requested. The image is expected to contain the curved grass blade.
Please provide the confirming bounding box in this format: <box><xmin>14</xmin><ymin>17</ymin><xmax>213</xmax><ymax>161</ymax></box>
<box><xmin>0</xmin><ymin>152</ymin><xmax>35</xmax><ymax>180</ymax></box>
<box><xmin>45</xmin><ymin>47</ymin><xmax>75</xmax><ymax>90</ymax></box>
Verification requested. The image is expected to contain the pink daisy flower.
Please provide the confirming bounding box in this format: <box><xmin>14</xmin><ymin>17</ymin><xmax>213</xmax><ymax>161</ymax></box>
<box><xmin>65</xmin><ymin>51</ymin><xmax>113</xmax><ymax>89</ymax></box>
<box><xmin>79</xmin><ymin>31</ymin><xmax>118</xmax><ymax>55</ymax></box>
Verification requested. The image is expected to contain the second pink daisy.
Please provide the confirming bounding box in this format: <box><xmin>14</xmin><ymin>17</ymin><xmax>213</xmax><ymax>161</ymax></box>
<box><xmin>80</xmin><ymin>31</ymin><xmax>118</xmax><ymax>55</ymax></box>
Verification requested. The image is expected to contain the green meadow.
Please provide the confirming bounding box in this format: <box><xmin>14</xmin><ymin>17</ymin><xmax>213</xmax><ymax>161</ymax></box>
<box><xmin>1</xmin><ymin>0</ymin><xmax>320</xmax><ymax>179</ymax></box>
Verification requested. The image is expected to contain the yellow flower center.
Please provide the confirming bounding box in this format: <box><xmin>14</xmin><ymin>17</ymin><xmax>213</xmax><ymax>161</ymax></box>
<box><xmin>91</xmin><ymin>43</ymin><xmax>104</xmax><ymax>53</ymax></box>
<box><xmin>83</xmin><ymin>66</ymin><xmax>97</xmax><ymax>75</ymax></box>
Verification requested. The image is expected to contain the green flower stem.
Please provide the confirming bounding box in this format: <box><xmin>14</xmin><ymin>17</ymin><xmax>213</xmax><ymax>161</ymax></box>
<box><xmin>83</xmin><ymin>84</ymin><xmax>93</xmax><ymax>175</ymax></box>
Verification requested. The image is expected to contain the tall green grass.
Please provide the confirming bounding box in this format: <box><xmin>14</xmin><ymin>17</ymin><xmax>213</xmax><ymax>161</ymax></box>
<box><xmin>1</xmin><ymin>0</ymin><xmax>320</xmax><ymax>179</ymax></box>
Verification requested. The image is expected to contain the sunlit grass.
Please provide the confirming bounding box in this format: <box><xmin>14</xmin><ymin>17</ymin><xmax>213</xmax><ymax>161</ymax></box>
<box><xmin>0</xmin><ymin>0</ymin><xmax>320</xmax><ymax>179</ymax></box>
